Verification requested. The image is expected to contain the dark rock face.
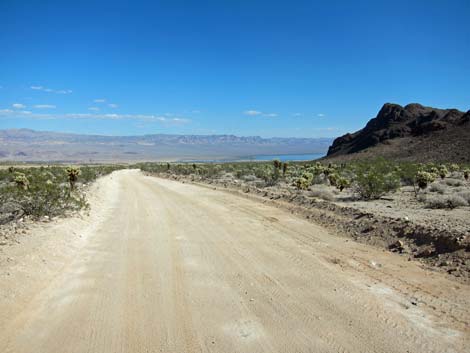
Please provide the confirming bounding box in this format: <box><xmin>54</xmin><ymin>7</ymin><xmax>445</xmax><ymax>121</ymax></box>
<box><xmin>327</xmin><ymin>103</ymin><xmax>470</xmax><ymax>159</ymax></box>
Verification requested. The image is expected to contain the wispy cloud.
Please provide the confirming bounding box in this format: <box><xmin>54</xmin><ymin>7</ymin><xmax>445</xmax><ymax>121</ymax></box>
<box><xmin>244</xmin><ymin>110</ymin><xmax>277</xmax><ymax>118</ymax></box>
<box><xmin>88</xmin><ymin>107</ymin><xmax>100</xmax><ymax>111</ymax></box>
<box><xmin>244</xmin><ymin>110</ymin><xmax>262</xmax><ymax>116</ymax></box>
<box><xmin>93</xmin><ymin>98</ymin><xmax>106</xmax><ymax>103</ymax></box>
<box><xmin>108</xmin><ymin>103</ymin><xmax>118</xmax><ymax>108</ymax></box>
<box><xmin>30</xmin><ymin>85</ymin><xmax>72</xmax><ymax>94</ymax></box>
<box><xmin>34</xmin><ymin>104</ymin><xmax>56</xmax><ymax>109</ymax></box>
<box><xmin>0</xmin><ymin>109</ymin><xmax>191</xmax><ymax>125</ymax></box>
<box><xmin>317</xmin><ymin>113</ymin><xmax>325</xmax><ymax>117</ymax></box>
<box><xmin>12</xmin><ymin>103</ymin><xmax>26</xmax><ymax>109</ymax></box>
<box><xmin>292</xmin><ymin>113</ymin><xmax>302</xmax><ymax>117</ymax></box>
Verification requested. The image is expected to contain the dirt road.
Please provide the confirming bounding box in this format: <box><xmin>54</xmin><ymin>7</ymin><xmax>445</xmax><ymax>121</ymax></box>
<box><xmin>0</xmin><ymin>170</ymin><xmax>469</xmax><ymax>353</ymax></box>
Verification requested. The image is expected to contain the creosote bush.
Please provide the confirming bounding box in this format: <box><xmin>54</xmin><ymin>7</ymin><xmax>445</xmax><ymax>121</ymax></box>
<box><xmin>352</xmin><ymin>159</ymin><xmax>400</xmax><ymax>200</ymax></box>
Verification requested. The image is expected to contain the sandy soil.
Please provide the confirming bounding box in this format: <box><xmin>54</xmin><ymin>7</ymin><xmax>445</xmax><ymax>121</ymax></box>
<box><xmin>0</xmin><ymin>170</ymin><xmax>469</xmax><ymax>353</ymax></box>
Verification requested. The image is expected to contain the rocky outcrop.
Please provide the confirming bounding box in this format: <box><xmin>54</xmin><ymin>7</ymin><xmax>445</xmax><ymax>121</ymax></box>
<box><xmin>327</xmin><ymin>103</ymin><xmax>470</xmax><ymax>161</ymax></box>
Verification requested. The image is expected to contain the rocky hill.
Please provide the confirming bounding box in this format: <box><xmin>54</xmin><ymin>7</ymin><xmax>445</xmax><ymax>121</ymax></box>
<box><xmin>0</xmin><ymin>129</ymin><xmax>332</xmax><ymax>162</ymax></box>
<box><xmin>327</xmin><ymin>103</ymin><xmax>470</xmax><ymax>162</ymax></box>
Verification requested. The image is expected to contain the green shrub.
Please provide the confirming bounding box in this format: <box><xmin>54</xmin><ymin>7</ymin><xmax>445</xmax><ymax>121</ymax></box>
<box><xmin>353</xmin><ymin>159</ymin><xmax>400</xmax><ymax>200</ymax></box>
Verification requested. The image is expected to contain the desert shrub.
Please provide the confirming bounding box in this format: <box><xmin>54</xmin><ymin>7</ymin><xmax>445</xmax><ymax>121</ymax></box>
<box><xmin>254</xmin><ymin>167</ymin><xmax>269</xmax><ymax>180</ymax></box>
<box><xmin>464</xmin><ymin>169</ymin><xmax>469</xmax><ymax>181</ymax></box>
<box><xmin>428</xmin><ymin>182</ymin><xmax>446</xmax><ymax>194</ymax></box>
<box><xmin>457</xmin><ymin>190</ymin><xmax>470</xmax><ymax>204</ymax></box>
<box><xmin>266</xmin><ymin>163</ymin><xmax>280</xmax><ymax>186</ymax></box>
<box><xmin>444</xmin><ymin>178</ymin><xmax>464</xmax><ymax>187</ymax></box>
<box><xmin>310</xmin><ymin>186</ymin><xmax>334</xmax><ymax>201</ymax></box>
<box><xmin>416</xmin><ymin>171</ymin><xmax>436</xmax><ymax>190</ymax></box>
<box><xmin>396</xmin><ymin>163</ymin><xmax>420</xmax><ymax>186</ymax></box>
<box><xmin>353</xmin><ymin>159</ymin><xmax>400</xmax><ymax>200</ymax></box>
<box><xmin>424</xmin><ymin>194</ymin><xmax>468</xmax><ymax>209</ymax></box>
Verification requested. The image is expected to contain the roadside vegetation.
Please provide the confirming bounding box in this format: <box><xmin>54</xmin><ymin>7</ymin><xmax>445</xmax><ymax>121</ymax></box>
<box><xmin>0</xmin><ymin>164</ymin><xmax>124</xmax><ymax>224</ymax></box>
<box><xmin>137</xmin><ymin>158</ymin><xmax>470</xmax><ymax>209</ymax></box>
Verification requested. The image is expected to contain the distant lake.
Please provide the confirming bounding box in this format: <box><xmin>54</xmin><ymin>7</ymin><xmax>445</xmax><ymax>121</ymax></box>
<box><xmin>246</xmin><ymin>153</ymin><xmax>324</xmax><ymax>162</ymax></box>
<box><xmin>180</xmin><ymin>153</ymin><xmax>325</xmax><ymax>163</ymax></box>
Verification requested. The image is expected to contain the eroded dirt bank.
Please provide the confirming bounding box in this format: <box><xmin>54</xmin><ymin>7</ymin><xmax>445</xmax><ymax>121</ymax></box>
<box><xmin>0</xmin><ymin>170</ymin><xmax>469</xmax><ymax>353</ymax></box>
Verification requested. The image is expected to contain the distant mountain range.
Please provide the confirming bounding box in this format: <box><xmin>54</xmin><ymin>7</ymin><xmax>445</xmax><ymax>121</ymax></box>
<box><xmin>327</xmin><ymin>103</ymin><xmax>470</xmax><ymax>163</ymax></box>
<box><xmin>0</xmin><ymin>129</ymin><xmax>332</xmax><ymax>162</ymax></box>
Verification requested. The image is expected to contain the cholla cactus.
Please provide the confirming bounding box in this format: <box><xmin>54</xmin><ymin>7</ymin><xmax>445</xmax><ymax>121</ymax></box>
<box><xmin>328</xmin><ymin>173</ymin><xmax>339</xmax><ymax>187</ymax></box>
<box><xmin>449</xmin><ymin>163</ymin><xmax>460</xmax><ymax>172</ymax></box>
<box><xmin>66</xmin><ymin>166</ymin><xmax>81</xmax><ymax>190</ymax></box>
<box><xmin>336</xmin><ymin>177</ymin><xmax>351</xmax><ymax>192</ymax></box>
<box><xmin>438</xmin><ymin>165</ymin><xmax>448</xmax><ymax>179</ymax></box>
<box><xmin>416</xmin><ymin>171</ymin><xmax>435</xmax><ymax>190</ymax></box>
<box><xmin>464</xmin><ymin>169</ymin><xmax>470</xmax><ymax>181</ymax></box>
<box><xmin>282</xmin><ymin>162</ymin><xmax>288</xmax><ymax>176</ymax></box>
<box><xmin>295</xmin><ymin>177</ymin><xmax>310</xmax><ymax>190</ymax></box>
<box><xmin>312</xmin><ymin>162</ymin><xmax>325</xmax><ymax>176</ymax></box>
<box><xmin>14</xmin><ymin>172</ymin><xmax>29</xmax><ymax>190</ymax></box>
<box><xmin>273</xmin><ymin>159</ymin><xmax>282</xmax><ymax>170</ymax></box>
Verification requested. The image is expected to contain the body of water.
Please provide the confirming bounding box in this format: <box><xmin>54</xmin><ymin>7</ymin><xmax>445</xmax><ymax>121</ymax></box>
<box><xmin>246</xmin><ymin>153</ymin><xmax>324</xmax><ymax>161</ymax></box>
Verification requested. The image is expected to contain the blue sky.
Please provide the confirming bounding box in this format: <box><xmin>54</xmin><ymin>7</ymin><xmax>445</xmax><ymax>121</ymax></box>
<box><xmin>1</xmin><ymin>0</ymin><xmax>469</xmax><ymax>138</ymax></box>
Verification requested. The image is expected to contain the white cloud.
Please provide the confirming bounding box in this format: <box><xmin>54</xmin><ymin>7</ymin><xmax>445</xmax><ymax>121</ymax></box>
<box><xmin>108</xmin><ymin>103</ymin><xmax>118</xmax><ymax>108</ymax></box>
<box><xmin>30</xmin><ymin>85</ymin><xmax>72</xmax><ymax>94</ymax></box>
<box><xmin>88</xmin><ymin>107</ymin><xmax>100</xmax><ymax>111</ymax></box>
<box><xmin>34</xmin><ymin>104</ymin><xmax>56</xmax><ymax>109</ymax></box>
<box><xmin>94</xmin><ymin>99</ymin><xmax>106</xmax><ymax>103</ymax></box>
<box><xmin>317</xmin><ymin>113</ymin><xmax>325</xmax><ymax>117</ymax></box>
<box><xmin>244</xmin><ymin>110</ymin><xmax>263</xmax><ymax>116</ymax></box>
<box><xmin>0</xmin><ymin>110</ymin><xmax>190</xmax><ymax>125</ymax></box>
<box><xmin>244</xmin><ymin>110</ymin><xmax>278</xmax><ymax>118</ymax></box>
<box><xmin>12</xmin><ymin>103</ymin><xmax>26</xmax><ymax>109</ymax></box>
